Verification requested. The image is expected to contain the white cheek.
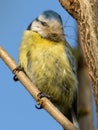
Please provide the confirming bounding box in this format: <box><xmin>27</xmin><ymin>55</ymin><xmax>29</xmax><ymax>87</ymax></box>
<box><xmin>31</xmin><ymin>22</ymin><xmax>41</xmax><ymax>31</ymax></box>
<box><xmin>31</xmin><ymin>26</ymin><xmax>41</xmax><ymax>31</ymax></box>
<box><xmin>30</xmin><ymin>21</ymin><xmax>46</xmax><ymax>37</ymax></box>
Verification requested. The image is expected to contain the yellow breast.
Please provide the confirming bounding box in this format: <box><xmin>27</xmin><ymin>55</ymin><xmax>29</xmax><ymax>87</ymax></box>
<box><xmin>19</xmin><ymin>30</ymin><xmax>70</xmax><ymax>72</ymax></box>
<box><xmin>19</xmin><ymin>31</ymin><xmax>77</xmax><ymax>109</ymax></box>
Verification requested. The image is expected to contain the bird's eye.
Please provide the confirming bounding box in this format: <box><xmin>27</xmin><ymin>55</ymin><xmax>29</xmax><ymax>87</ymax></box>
<box><xmin>40</xmin><ymin>21</ymin><xmax>48</xmax><ymax>26</ymax></box>
<box><xmin>36</xmin><ymin>18</ymin><xmax>48</xmax><ymax>27</ymax></box>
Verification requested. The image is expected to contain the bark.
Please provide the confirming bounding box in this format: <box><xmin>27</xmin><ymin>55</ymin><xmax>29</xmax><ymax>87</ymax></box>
<box><xmin>59</xmin><ymin>0</ymin><xmax>98</xmax><ymax>117</ymax></box>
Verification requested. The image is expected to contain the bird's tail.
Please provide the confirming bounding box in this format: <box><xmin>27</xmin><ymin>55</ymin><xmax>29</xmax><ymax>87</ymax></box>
<box><xmin>71</xmin><ymin>109</ymin><xmax>79</xmax><ymax>128</ymax></box>
<box><xmin>63</xmin><ymin>110</ymin><xmax>79</xmax><ymax>130</ymax></box>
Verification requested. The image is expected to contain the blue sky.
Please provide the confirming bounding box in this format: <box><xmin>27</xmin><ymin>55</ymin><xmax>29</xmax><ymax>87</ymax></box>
<box><xmin>0</xmin><ymin>1</ymin><xmax>78</xmax><ymax>130</ymax></box>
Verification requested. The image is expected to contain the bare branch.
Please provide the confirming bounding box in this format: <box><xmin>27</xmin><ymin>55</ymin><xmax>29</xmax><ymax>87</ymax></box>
<box><xmin>0</xmin><ymin>46</ymin><xmax>78</xmax><ymax>130</ymax></box>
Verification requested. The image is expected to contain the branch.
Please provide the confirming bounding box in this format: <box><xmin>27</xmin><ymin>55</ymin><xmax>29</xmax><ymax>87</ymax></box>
<box><xmin>78</xmin><ymin>53</ymin><xmax>94</xmax><ymax>130</ymax></box>
<box><xmin>58</xmin><ymin>0</ymin><xmax>98</xmax><ymax>116</ymax></box>
<box><xmin>0</xmin><ymin>46</ymin><xmax>78</xmax><ymax>130</ymax></box>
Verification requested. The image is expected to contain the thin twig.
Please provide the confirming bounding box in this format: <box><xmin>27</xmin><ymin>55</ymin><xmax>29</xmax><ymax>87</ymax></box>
<box><xmin>0</xmin><ymin>46</ymin><xmax>78</xmax><ymax>130</ymax></box>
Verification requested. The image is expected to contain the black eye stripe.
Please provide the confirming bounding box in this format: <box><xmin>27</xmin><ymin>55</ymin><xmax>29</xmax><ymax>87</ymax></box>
<box><xmin>36</xmin><ymin>18</ymin><xmax>40</xmax><ymax>22</ymax></box>
<box><xmin>40</xmin><ymin>21</ymin><xmax>48</xmax><ymax>26</ymax></box>
<box><xmin>36</xmin><ymin>18</ymin><xmax>48</xmax><ymax>27</ymax></box>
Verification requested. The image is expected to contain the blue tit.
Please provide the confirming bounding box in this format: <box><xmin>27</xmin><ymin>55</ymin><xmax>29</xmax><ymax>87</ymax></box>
<box><xmin>18</xmin><ymin>10</ymin><xmax>78</xmax><ymax>127</ymax></box>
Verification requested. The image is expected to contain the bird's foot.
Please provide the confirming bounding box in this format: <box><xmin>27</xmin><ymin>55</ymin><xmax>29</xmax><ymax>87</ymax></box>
<box><xmin>35</xmin><ymin>92</ymin><xmax>51</xmax><ymax>109</ymax></box>
<box><xmin>12</xmin><ymin>66</ymin><xmax>23</xmax><ymax>81</ymax></box>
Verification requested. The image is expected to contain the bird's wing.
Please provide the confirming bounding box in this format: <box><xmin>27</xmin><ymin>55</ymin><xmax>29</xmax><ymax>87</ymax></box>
<box><xmin>64</xmin><ymin>41</ymin><xmax>78</xmax><ymax>123</ymax></box>
<box><xmin>64</xmin><ymin>42</ymin><xmax>77</xmax><ymax>75</ymax></box>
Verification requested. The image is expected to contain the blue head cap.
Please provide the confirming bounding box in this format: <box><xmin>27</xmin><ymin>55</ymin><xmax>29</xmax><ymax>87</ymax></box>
<box><xmin>40</xmin><ymin>10</ymin><xmax>63</xmax><ymax>25</ymax></box>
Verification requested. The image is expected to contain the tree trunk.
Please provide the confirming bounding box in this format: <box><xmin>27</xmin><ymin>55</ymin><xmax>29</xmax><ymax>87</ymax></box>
<box><xmin>58</xmin><ymin>0</ymin><xmax>98</xmax><ymax>116</ymax></box>
<box><xmin>58</xmin><ymin>0</ymin><xmax>98</xmax><ymax>129</ymax></box>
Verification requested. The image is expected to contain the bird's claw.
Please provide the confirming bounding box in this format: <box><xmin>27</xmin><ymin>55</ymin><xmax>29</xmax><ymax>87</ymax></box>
<box><xmin>35</xmin><ymin>98</ymin><xmax>43</xmax><ymax>109</ymax></box>
<box><xmin>35</xmin><ymin>92</ymin><xmax>50</xmax><ymax>109</ymax></box>
<box><xmin>12</xmin><ymin>66</ymin><xmax>23</xmax><ymax>81</ymax></box>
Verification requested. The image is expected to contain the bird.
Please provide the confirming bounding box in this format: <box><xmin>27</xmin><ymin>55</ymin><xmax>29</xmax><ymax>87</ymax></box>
<box><xmin>16</xmin><ymin>10</ymin><xmax>78</xmax><ymax>128</ymax></box>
